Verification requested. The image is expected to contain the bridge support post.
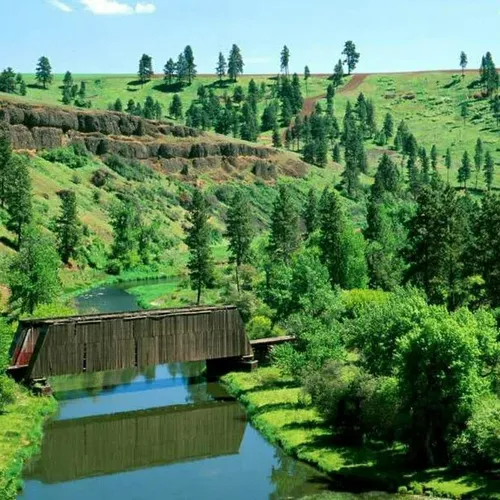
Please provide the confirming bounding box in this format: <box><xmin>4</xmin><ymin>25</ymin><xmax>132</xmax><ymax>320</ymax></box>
<box><xmin>206</xmin><ymin>356</ymin><xmax>258</xmax><ymax>379</ymax></box>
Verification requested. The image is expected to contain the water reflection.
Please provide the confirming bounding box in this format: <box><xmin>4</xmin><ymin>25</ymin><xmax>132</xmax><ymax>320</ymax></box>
<box><xmin>21</xmin><ymin>361</ymin><xmax>331</xmax><ymax>500</ymax></box>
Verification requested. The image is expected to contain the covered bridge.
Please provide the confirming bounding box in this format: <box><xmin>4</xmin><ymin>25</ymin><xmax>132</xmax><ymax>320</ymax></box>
<box><xmin>9</xmin><ymin>306</ymin><xmax>253</xmax><ymax>380</ymax></box>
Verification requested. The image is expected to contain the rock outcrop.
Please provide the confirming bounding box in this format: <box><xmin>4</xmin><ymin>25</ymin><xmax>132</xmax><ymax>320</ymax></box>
<box><xmin>0</xmin><ymin>99</ymin><xmax>308</xmax><ymax>178</ymax></box>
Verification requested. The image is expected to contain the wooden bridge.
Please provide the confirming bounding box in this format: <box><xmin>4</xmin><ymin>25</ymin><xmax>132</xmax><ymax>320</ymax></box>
<box><xmin>25</xmin><ymin>401</ymin><xmax>246</xmax><ymax>483</ymax></box>
<box><xmin>9</xmin><ymin>306</ymin><xmax>256</xmax><ymax>381</ymax></box>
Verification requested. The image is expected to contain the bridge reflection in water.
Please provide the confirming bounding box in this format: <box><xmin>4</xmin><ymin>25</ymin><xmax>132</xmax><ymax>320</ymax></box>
<box><xmin>25</xmin><ymin>401</ymin><xmax>246</xmax><ymax>484</ymax></box>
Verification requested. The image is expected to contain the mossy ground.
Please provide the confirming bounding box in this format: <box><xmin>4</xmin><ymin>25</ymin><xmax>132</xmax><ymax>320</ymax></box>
<box><xmin>222</xmin><ymin>367</ymin><xmax>500</xmax><ymax>499</ymax></box>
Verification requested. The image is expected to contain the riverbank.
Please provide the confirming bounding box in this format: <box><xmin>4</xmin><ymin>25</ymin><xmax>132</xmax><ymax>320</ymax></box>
<box><xmin>0</xmin><ymin>384</ymin><xmax>57</xmax><ymax>500</ymax></box>
<box><xmin>222</xmin><ymin>368</ymin><xmax>500</xmax><ymax>500</ymax></box>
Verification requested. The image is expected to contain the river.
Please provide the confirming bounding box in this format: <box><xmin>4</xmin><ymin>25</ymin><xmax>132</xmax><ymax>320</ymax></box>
<box><xmin>19</xmin><ymin>280</ymin><xmax>398</xmax><ymax>500</ymax></box>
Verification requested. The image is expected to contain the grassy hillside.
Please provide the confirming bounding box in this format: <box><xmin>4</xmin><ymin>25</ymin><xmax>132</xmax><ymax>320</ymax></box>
<box><xmin>0</xmin><ymin>69</ymin><xmax>498</xmax><ymax>305</ymax></box>
<box><xmin>4</xmin><ymin>70</ymin><xmax>497</xmax><ymax>186</ymax></box>
<box><xmin>329</xmin><ymin>71</ymin><xmax>500</xmax><ymax>189</ymax></box>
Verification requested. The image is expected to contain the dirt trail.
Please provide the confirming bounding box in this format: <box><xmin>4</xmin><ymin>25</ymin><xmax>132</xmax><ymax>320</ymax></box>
<box><xmin>300</xmin><ymin>73</ymin><xmax>368</xmax><ymax>116</ymax></box>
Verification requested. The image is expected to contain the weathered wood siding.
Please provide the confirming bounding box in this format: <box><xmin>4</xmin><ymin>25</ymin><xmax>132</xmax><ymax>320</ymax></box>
<box><xmin>18</xmin><ymin>306</ymin><xmax>251</xmax><ymax>378</ymax></box>
<box><xmin>25</xmin><ymin>401</ymin><xmax>246</xmax><ymax>483</ymax></box>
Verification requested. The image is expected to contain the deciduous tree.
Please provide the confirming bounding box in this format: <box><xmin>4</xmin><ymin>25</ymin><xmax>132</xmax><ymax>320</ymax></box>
<box><xmin>8</xmin><ymin>225</ymin><xmax>61</xmax><ymax>314</ymax></box>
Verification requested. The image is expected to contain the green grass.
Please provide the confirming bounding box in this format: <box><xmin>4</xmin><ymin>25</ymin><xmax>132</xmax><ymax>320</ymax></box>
<box><xmin>0</xmin><ymin>385</ymin><xmax>57</xmax><ymax>499</ymax></box>
<box><xmin>223</xmin><ymin>368</ymin><xmax>500</xmax><ymax>499</ymax></box>
<box><xmin>330</xmin><ymin>72</ymin><xmax>500</xmax><ymax>189</ymax></box>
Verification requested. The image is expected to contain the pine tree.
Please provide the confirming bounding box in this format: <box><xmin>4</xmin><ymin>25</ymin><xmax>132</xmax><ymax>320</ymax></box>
<box><xmin>280</xmin><ymin>46</ymin><xmax>290</xmax><ymax>75</ymax></box>
<box><xmin>138</xmin><ymin>54</ymin><xmax>153</xmax><ymax>84</ymax></box>
<box><xmin>0</xmin><ymin>68</ymin><xmax>16</xmax><ymax>94</ymax></box>
<box><xmin>163</xmin><ymin>58</ymin><xmax>176</xmax><ymax>84</ymax></box>
<box><xmin>303</xmin><ymin>188</ymin><xmax>318</xmax><ymax>237</ymax></box>
<box><xmin>261</xmin><ymin>101</ymin><xmax>278</xmax><ymax>131</ymax></box>
<box><xmin>284</xmin><ymin>128</ymin><xmax>293</xmax><ymax>149</ymax></box>
<box><xmin>175</xmin><ymin>52</ymin><xmax>188</xmax><ymax>85</ymax></box>
<box><xmin>228</xmin><ymin>44</ymin><xmax>244</xmax><ymax>82</ymax></box>
<box><xmin>19</xmin><ymin>80</ymin><xmax>27</xmax><ymax>96</ymax></box>
<box><xmin>280</xmin><ymin>97</ymin><xmax>293</xmax><ymax>127</ymax></box>
<box><xmin>484</xmin><ymin>151</ymin><xmax>494</xmax><ymax>192</ymax></box>
<box><xmin>240</xmin><ymin>101</ymin><xmax>258</xmax><ymax>142</ymax></box>
<box><xmin>365</xmin><ymin>196</ymin><xmax>405</xmax><ymax>290</ymax></box>
<box><xmin>474</xmin><ymin>138</ymin><xmax>484</xmax><ymax>189</ymax></box>
<box><xmin>458</xmin><ymin>151</ymin><xmax>471</xmax><ymax>190</ymax></box>
<box><xmin>473</xmin><ymin>194</ymin><xmax>500</xmax><ymax>305</ymax></box>
<box><xmin>169</xmin><ymin>94</ymin><xmax>183</xmax><ymax>120</ymax></box>
<box><xmin>342</xmin><ymin>41</ymin><xmax>360</xmax><ymax>75</ymax></box>
<box><xmin>371</xmin><ymin>153</ymin><xmax>400</xmax><ymax>198</ymax></box>
<box><xmin>291</xmin><ymin>73</ymin><xmax>304</xmax><ymax>114</ymax></box>
<box><xmin>126</xmin><ymin>99</ymin><xmax>135</xmax><ymax>114</ymax></box>
<box><xmin>5</xmin><ymin>155</ymin><xmax>32</xmax><ymax>247</ymax></box>
<box><xmin>460</xmin><ymin>101</ymin><xmax>469</xmax><ymax>125</ymax></box>
<box><xmin>8</xmin><ymin>225</ymin><xmax>61</xmax><ymax>314</ymax></box>
<box><xmin>319</xmin><ymin>188</ymin><xmax>366</xmax><ymax>289</ymax></box>
<box><xmin>491</xmin><ymin>95</ymin><xmax>500</xmax><ymax>128</ymax></box>
<box><xmin>332</xmin><ymin>142</ymin><xmax>341</xmax><ymax>163</ymax></box>
<box><xmin>216</xmin><ymin>52</ymin><xmax>227</xmax><ymax>83</ymax></box>
<box><xmin>184</xmin><ymin>45</ymin><xmax>197</xmax><ymax>85</ymax></box>
<box><xmin>383</xmin><ymin>112</ymin><xmax>394</xmax><ymax>138</ymax></box>
<box><xmin>114</xmin><ymin>98</ymin><xmax>123</xmax><ymax>112</ymax></box>
<box><xmin>430</xmin><ymin>145</ymin><xmax>438</xmax><ymax>170</ymax></box>
<box><xmin>63</xmin><ymin>71</ymin><xmax>73</xmax><ymax>89</ymax></box>
<box><xmin>407</xmin><ymin>154</ymin><xmax>421</xmax><ymax>195</ymax></box>
<box><xmin>186</xmin><ymin>189</ymin><xmax>214</xmax><ymax>305</ymax></box>
<box><xmin>272</xmin><ymin>126</ymin><xmax>282</xmax><ymax>148</ymax></box>
<box><xmin>62</xmin><ymin>86</ymin><xmax>72</xmax><ymax>104</ymax></box>
<box><xmin>0</xmin><ymin>126</ymin><xmax>12</xmax><ymax>207</ymax></box>
<box><xmin>333</xmin><ymin>59</ymin><xmax>344</xmax><ymax>87</ymax></box>
<box><xmin>459</xmin><ymin>51</ymin><xmax>468</xmax><ymax>77</ymax></box>
<box><xmin>419</xmin><ymin>147</ymin><xmax>430</xmax><ymax>185</ymax></box>
<box><xmin>226</xmin><ymin>190</ymin><xmax>253</xmax><ymax>292</ymax></box>
<box><xmin>445</xmin><ymin>147</ymin><xmax>452</xmax><ymax>184</ymax></box>
<box><xmin>55</xmin><ymin>190</ymin><xmax>80</xmax><ymax>264</ymax></box>
<box><xmin>405</xmin><ymin>183</ymin><xmax>471</xmax><ymax>309</ymax></box>
<box><xmin>304</xmin><ymin>65</ymin><xmax>311</xmax><ymax>95</ymax></box>
<box><xmin>35</xmin><ymin>56</ymin><xmax>53</xmax><ymax>89</ymax></box>
<box><xmin>268</xmin><ymin>185</ymin><xmax>300</xmax><ymax>263</ymax></box>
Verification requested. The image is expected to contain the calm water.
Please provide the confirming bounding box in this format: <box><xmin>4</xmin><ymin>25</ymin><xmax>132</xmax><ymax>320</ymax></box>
<box><xmin>19</xmin><ymin>281</ymin><xmax>333</xmax><ymax>500</ymax></box>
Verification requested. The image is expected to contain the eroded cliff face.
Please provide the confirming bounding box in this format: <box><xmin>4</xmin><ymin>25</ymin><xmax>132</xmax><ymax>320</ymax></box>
<box><xmin>0</xmin><ymin>100</ymin><xmax>308</xmax><ymax>179</ymax></box>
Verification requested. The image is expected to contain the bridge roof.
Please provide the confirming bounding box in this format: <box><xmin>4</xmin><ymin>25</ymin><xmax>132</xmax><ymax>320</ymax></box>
<box><xmin>19</xmin><ymin>305</ymin><xmax>238</xmax><ymax>326</ymax></box>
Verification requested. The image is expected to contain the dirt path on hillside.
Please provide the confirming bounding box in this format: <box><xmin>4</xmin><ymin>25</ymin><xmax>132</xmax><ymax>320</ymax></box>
<box><xmin>300</xmin><ymin>73</ymin><xmax>368</xmax><ymax>116</ymax></box>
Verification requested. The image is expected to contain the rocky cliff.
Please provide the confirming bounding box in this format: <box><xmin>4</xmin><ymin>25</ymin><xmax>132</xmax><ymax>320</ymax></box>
<box><xmin>0</xmin><ymin>100</ymin><xmax>309</xmax><ymax>178</ymax></box>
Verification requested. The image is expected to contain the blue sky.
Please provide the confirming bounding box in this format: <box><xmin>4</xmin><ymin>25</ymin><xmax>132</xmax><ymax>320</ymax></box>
<box><xmin>1</xmin><ymin>0</ymin><xmax>499</xmax><ymax>74</ymax></box>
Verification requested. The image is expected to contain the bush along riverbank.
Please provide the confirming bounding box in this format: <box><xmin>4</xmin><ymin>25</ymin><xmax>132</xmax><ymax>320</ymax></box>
<box><xmin>0</xmin><ymin>381</ymin><xmax>57</xmax><ymax>499</ymax></box>
<box><xmin>222</xmin><ymin>368</ymin><xmax>500</xmax><ymax>499</ymax></box>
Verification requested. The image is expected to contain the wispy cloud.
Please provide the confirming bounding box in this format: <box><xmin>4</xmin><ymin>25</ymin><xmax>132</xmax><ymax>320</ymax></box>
<box><xmin>47</xmin><ymin>0</ymin><xmax>73</xmax><ymax>12</ymax></box>
<box><xmin>80</xmin><ymin>0</ymin><xmax>156</xmax><ymax>15</ymax></box>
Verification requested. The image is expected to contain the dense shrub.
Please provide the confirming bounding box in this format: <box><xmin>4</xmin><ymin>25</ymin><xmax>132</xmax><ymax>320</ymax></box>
<box><xmin>91</xmin><ymin>168</ymin><xmax>111</xmax><ymax>187</ymax></box>
<box><xmin>247</xmin><ymin>316</ymin><xmax>273</xmax><ymax>339</ymax></box>
<box><xmin>452</xmin><ymin>396</ymin><xmax>500</xmax><ymax>469</ymax></box>
<box><xmin>40</xmin><ymin>145</ymin><xmax>90</xmax><ymax>169</ymax></box>
<box><xmin>104</xmin><ymin>154</ymin><xmax>154</xmax><ymax>182</ymax></box>
<box><xmin>303</xmin><ymin>361</ymin><xmax>401</xmax><ymax>444</ymax></box>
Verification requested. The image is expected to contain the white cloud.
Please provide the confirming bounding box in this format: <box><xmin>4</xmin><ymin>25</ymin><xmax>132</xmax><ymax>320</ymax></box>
<box><xmin>135</xmin><ymin>2</ymin><xmax>156</xmax><ymax>13</ymax></box>
<box><xmin>80</xmin><ymin>0</ymin><xmax>156</xmax><ymax>15</ymax></box>
<box><xmin>48</xmin><ymin>0</ymin><xmax>73</xmax><ymax>12</ymax></box>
